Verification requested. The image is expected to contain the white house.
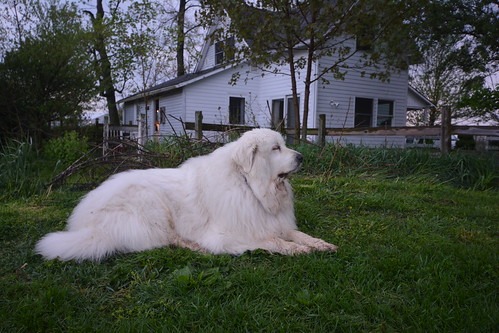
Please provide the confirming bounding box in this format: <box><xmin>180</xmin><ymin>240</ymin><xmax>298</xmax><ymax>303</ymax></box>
<box><xmin>119</xmin><ymin>17</ymin><xmax>431</xmax><ymax>147</ymax></box>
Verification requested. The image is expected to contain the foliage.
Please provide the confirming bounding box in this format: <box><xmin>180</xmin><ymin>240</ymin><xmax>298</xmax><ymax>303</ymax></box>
<box><xmin>81</xmin><ymin>0</ymin><xmax>204</xmax><ymax>124</ymax></box>
<box><xmin>0</xmin><ymin>0</ymin><xmax>204</xmax><ymax>133</ymax></box>
<box><xmin>456</xmin><ymin>83</ymin><xmax>499</xmax><ymax>124</ymax></box>
<box><xmin>0</xmin><ymin>174</ymin><xmax>497</xmax><ymax>332</ymax></box>
<box><xmin>0</xmin><ymin>2</ymin><xmax>97</xmax><ymax>145</ymax></box>
<box><xmin>409</xmin><ymin>0</ymin><xmax>498</xmax><ymax>124</ymax></box>
<box><xmin>2</xmin><ymin>134</ymin><xmax>497</xmax><ymax>200</ymax></box>
<box><xmin>144</xmin><ymin>135</ymin><xmax>219</xmax><ymax>168</ymax></box>
<box><xmin>0</xmin><ymin>133</ymin><xmax>89</xmax><ymax>199</ymax></box>
<box><xmin>43</xmin><ymin>131</ymin><xmax>89</xmax><ymax>168</ymax></box>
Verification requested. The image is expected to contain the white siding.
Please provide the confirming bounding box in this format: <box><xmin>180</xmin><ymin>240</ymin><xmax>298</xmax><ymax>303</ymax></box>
<box><xmin>185</xmin><ymin>65</ymin><xmax>260</xmax><ymax>124</ymax></box>
<box><xmin>198</xmin><ymin>42</ymin><xmax>216</xmax><ymax>71</ymax></box>
<box><xmin>256</xmin><ymin>54</ymin><xmax>315</xmax><ymax>129</ymax></box>
<box><xmin>315</xmin><ymin>41</ymin><xmax>408</xmax><ymax>147</ymax></box>
<box><xmin>157</xmin><ymin>91</ymin><xmax>185</xmax><ymax>136</ymax></box>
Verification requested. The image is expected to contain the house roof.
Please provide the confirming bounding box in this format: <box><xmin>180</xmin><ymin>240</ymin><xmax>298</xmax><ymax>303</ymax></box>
<box><xmin>407</xmin><ymin>85</ymin><xmax>435</xmax><ymax>110</ymax></box>
<box><xmin>119</xmin><ymin>66</ymin><xmax>228</xmax><ymax>104</ymax></box>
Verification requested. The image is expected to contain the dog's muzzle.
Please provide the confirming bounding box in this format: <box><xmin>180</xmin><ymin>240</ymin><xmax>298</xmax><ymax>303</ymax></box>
<box><xmin>278</xmin><ymin>153</ymin><xmax>303</xmax><ymax>179</ymax></box>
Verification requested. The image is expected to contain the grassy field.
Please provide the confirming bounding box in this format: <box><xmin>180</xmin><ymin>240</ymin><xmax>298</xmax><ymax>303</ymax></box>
<box><xmin>1</xmin><ymin>169</ymin><xmax>498</xmax><ymax>332</ymax></box>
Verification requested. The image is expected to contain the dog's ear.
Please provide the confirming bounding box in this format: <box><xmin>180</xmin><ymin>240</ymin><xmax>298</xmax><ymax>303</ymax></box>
<box><xmin>233</xmin><ymin>142</ymin><xmax>258</xmax><ymax>174</ymax></box>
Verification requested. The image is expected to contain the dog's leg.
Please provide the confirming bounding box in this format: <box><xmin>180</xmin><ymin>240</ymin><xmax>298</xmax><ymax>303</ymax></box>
<box><xmin>257</xmin><ymin>237</ymin><xmax>313</xmax><ymax>255</ymax></box>
<box><xmin>284</xmin><ymin>230</ymin><xmax>338</xmax><ymax>252</ymax></box>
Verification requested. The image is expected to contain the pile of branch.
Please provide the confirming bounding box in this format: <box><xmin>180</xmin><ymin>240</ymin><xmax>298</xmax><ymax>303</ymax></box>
<box><xmin>47</xmin><ymin>138</ymin><xmax>218</xmax><ymax>191</ymax></box>
<box><xmin>47</xmin><ymin>143</ymin><xmax>151</xmax><ymax>190</ymax></box>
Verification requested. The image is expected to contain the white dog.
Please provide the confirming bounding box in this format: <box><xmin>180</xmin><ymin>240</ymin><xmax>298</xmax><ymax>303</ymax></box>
<box><xmin>36</xmin><ymin>129</ymin><xmax>337</xmax><ymax>262</ymax></box>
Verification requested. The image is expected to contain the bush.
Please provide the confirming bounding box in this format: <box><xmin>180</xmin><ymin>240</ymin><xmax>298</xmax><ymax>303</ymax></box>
<box><xmin>44</xmin><ymin>131</ymin><xmax>89</xmax><ymax>167</ymax></box>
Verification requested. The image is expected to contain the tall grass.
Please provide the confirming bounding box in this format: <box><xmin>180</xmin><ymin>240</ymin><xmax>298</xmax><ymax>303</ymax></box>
<box><xmin>144</xmin><ymin>135</ymin><xmax>220</xmax><ymax>169</ymax></box>
<box><xmin>0</xmin><ymin>139</ymin><xmax>44</xmax><ymax>197</ymax></box>
<box><xmin>1</xmin><ymin>137</ymin><xmax>497</xmax><ymax>199</ymax></box>
<box><xmin>298</xmin><ymin>144</ymin><xmax>498</xmax><ymax>190</ymax></box>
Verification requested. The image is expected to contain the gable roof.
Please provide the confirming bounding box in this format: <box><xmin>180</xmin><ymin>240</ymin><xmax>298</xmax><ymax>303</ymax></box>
<box><xmin>407</xmin><ymin>85</ymin><xmax>435</xmax><ymax>110</ymax></box>
<box><xmin>119</xmin><ymin>66</ymin><xmax>228</xmax><ymax>104</ymax></box>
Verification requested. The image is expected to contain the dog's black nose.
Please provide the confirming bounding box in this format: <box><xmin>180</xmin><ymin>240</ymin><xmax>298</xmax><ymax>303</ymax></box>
<box><xmin>296</xmin><ymin>153</ymin><xmax>303</xmax><ymax>163</ymax></box>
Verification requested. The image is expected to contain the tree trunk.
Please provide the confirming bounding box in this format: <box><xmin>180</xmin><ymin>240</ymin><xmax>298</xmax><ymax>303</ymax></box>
<box><xmin>301</xmin><ymin>4</ymin><xmax>318</xmax><ymax>141</ymax></box>
<box><xmin>288</xmin><ymin>45</ymin><xmax>301</xmax><ymax>145</ymax></box>
<box><xmin>302</xmin><ymin>37</ymin><xmax>315</xmax><ymax>141</ymax></box>
<box><xmin>176</xmin><ymin>0</ymin><xmax>186</xmax><ymax>77</ymax></box>
<box><xmin>88</xmin><ymin>0</ymin><xmax>120</xmax><ymax>125</ymax></box>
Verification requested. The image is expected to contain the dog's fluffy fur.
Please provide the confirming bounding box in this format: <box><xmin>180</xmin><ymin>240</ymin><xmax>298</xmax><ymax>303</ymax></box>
<box><xmin>36</xmin><ymin>129</ymin><xmax>337</xmax><ymax>262</ymax></box>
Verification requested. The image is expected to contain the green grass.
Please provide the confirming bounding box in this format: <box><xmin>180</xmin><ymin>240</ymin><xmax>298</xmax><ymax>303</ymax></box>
<box><xmin>1</xmin><ymin>174</ymin><xmax>498</xmax><ymax>332</ymax></box>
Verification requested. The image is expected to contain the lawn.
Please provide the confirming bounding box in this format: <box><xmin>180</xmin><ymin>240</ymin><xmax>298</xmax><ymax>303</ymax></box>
<box><xmin>1</xmin><ymin>173</ymin><xmax>497</xmax><ymax>332</ymax></box>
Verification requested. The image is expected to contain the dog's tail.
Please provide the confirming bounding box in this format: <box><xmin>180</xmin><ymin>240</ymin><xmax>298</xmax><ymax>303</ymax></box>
<box><xmin>35</xmin><ymin>229</ymin><xmax>115</xmax><ymax>262</ymax></box>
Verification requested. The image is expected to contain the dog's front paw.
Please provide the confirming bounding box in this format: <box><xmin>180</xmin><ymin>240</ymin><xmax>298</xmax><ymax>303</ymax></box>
<box><xmin>288</xmin><ymin>243</ymin><xmax>313</xmax><ymax>255</ymax></box>
<box><xmin>310</xmin><ymin>238</ymin><xmax>338</xmax><ymax>252</ymax></box>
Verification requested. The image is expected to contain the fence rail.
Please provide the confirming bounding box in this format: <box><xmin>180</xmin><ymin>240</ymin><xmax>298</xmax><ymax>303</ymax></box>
<box><xmin>184</xmin><ymin>111</ymin><xmax>498</xmax><ymax>153</ymax></box>
<box><xmin>103</xmin><ymin>110</ymin><xmax>498</xmax><ymax>155</ymax></box>
<box><xmin>103</xmin><ymin>115</ymin><xmax>146</xmax><ymax>155</ymax></box>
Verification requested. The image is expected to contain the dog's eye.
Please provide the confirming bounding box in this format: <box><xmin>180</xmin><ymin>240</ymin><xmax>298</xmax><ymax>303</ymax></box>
<box><xmin>272</xmin><ymin>145</ymin><xmax>281</xmax><ymax>151</ymax></box>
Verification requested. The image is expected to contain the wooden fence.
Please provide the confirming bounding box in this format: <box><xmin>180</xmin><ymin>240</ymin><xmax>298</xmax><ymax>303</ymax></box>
<box><xmin>102</xmin><ymin>114</ymin><xmax>146</xmax><ymax>155</ymax></box>
<box><xmin>103</xmin><ymin>110</ymin><xmax>499</xmax><ymax>155</ymax></box>
<box><xmin>184</xmin><ymin>111</ymin><xmax>499</xmax><ymax>153</ymax></box>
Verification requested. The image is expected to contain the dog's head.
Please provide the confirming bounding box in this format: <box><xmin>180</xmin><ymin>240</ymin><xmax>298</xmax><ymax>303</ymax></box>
<box><xmin>232</xmin><ymin>128</ymin><xmax>303</xmax><ymax>180</ymax></box>
<box><xmin>232</xmin><ymin>129</ymin><xmax>302</xmax><ymax>214</ymax></box>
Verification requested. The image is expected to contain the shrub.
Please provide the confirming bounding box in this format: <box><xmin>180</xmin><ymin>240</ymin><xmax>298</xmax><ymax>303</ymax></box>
<box><xmin>44</xmin><ymin>131</ymin><xmax>89</xmax><ymax>167</ymax></box>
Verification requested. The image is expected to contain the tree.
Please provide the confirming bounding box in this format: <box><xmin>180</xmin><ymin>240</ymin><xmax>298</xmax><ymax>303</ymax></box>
<box><xmin>409</xmin><ymin>37</ymin><xmax>465</xmax><ymax>126</ymax></box>
<box><xmin>200</xmin><ymin>0</ymin><xmax>417</xmax><ymax>142</ymax></box>
<box><xmin>176</xmin><ymin>0</ymin><xmax>187</xmax><ymax>76</ymax></box>
<box><xmin>162</xmin><ymin>0</ymin><xmax>203</xmax><ymax>78</ymax></box>
<box><xmin>409</xmin><ymin>0</ymin><xmax>498</xmax><ymax>124</ymax></box>
<box><xmin>456</xmin><ymin>80</ymin><xmax>498</xmax><ymax>124</ymax></box>
<box><xmin>83</xmin><ymin>0</ymin><xmax>125</xmax><ymax>125</ymax></box>
<box><xmin>0</xmin><ymin>2</ymin><xmax>96</xmax><ymax>144</ymax></box>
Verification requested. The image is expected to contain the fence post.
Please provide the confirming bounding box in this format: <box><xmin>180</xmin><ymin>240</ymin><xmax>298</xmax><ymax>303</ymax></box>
<box><xmin>440</xmin><ymin>106</ymin><xmax>452</xmax><ymax>154</ymax></box>
<box><xmin>195</xmin><ymin>111</ymin><xmax>203</xmax><ymax>141</ymax></box>
<box><xmin>318</xmin><ymin>114</ymin><xmax>326</xmax><ymax>147</ymax></box>
<box><xmin>103</xmin><ymin>115</ymin><xmax>109</xmax><ymax>156</ymax></box>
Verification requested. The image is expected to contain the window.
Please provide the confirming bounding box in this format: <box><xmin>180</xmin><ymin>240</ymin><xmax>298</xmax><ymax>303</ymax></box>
<box><xmin>271</xmin><ymin>99</ymin><xmax>284</xmax><ymax>130</ymax></box>
<box><xmin>229</xmin><ymin>97</ymin><xmax>245</xmax><ymax>124</ymax></box>
<box><xmin>215</xmin><ymin>37</ymin><xmax>235</xmax><ymax>65</ymax></box>
<box><xmin>355</xmin><ymin>23</ymin><xmax>374</xmax><ymax>51</ymax></box>
<box><xmin>354</xmin><ymin>98</ymin><xmax>373</xmax><ymax>127</ymax></box>
<box><xmin>355</xmin><ymin>36</ymin><xmax>372</xmax><ymax>51</ymax></box>
<box><xmin>377</xmin><ymin>100</ymin><xmax>393</xmax><ymax>126</ymax></box>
